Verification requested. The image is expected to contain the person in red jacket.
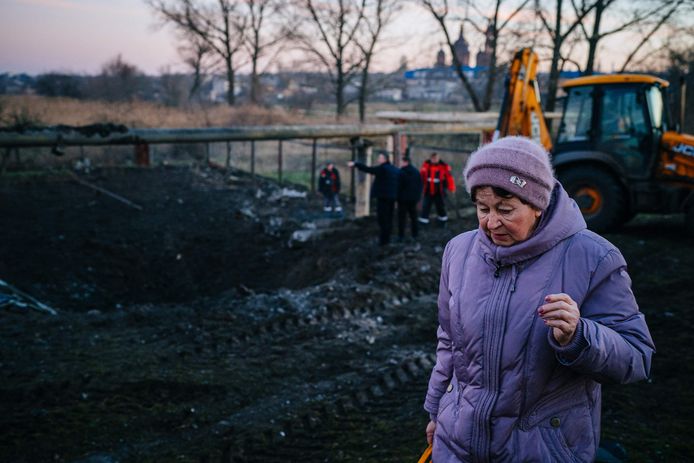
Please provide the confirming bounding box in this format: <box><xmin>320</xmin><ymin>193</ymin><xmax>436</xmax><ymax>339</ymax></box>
<box><xmin>419</xmin><ymin>152</ymin><xmax>456</xmax><ymax>225</ymax></box>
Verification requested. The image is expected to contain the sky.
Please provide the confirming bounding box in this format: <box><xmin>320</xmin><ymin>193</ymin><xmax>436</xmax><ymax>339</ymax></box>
<box><xmin>0</xmin><ymin>0</ymin><xmax>687</xmax><ymax>76</ymax></box>
<box><xmin>0</xmin><ymin>0</ymin><xmax>181</xmax><ymax>75</ymax></box>
<box><xmin>0</xmin><ymin>0</ymin><xmax>436</xmax><ymax>75</ymax></box>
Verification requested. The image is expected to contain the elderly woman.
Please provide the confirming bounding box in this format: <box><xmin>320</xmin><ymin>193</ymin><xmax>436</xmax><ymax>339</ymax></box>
<box><xmin>423</xmin><ymin>136</ymin><xmax>654</xmax><ymax>462</ymax></box>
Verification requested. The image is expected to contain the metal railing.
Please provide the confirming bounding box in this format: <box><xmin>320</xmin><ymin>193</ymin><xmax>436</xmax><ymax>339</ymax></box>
<box><xmin>0</xmin><ymin>122</ymin><xmax>491</xmax><ymax>212</ymax></box>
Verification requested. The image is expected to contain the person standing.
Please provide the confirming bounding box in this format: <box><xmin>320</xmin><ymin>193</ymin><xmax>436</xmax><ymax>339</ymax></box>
<box><xmin>348</xmin><ymin>153</ymin><xmax>400</xmax><ymax>246</ymax></box>
<box><xmin>423</xmin><ymin>136</ymin><xmax>654</xmax><ymax>461</ymax></box>
<box><xmin>419</xmin><ymin>152</ymin><xmax>456</xmax><ymax>226</ymax></box>
<box><xmin>318</xmin><ymin>161</ymin><xmax>342</xmax><ymax>213</ymax></box>
<box><xmin>397</xmin><ymin>156</ymin><xmax>423</xmax><ymax>241</ymax></box>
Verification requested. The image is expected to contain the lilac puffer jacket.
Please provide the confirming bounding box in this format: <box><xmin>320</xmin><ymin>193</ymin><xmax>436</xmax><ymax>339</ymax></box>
<box><xmin>424</xmin><ymin>183</ymin><xmax>654</xmax><ymax>462</ymax></box>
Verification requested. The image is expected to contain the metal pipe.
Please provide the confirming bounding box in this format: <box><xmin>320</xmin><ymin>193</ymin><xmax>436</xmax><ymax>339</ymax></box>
<box><xmin>0</xmin><ymin>123</ymin><xmax>487</xmax><ymax>148</ymax></box>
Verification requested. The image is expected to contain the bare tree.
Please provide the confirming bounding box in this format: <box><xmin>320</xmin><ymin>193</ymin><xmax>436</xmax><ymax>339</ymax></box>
<box><xmin>295</xmin><ymin>0</ymin><xmax>367</xmax><ymax>118</ymax></box>
<box><xmin>421</xmin><ymin>0</ymin><xmax>531</xmax><ymax>112</ymax></box>
<box><xmin>147</xmin><ymin>0</ymin><xmax>247</xmax><ymax>105</ymax></box>
<box><xmin>354</xmin><ymin>0</ymin><xmax>399</xmax><ymax>122</ymax></box>
<box><xmin>177</xmin><ymin>33</ymin><xmax>214</xmax><ymax>100</ymax></box>
<box><xmin>573</xmin><ymin>0</ymin><xmax>682</xmax><ymax>75</ymax></box>
<box><xmin>618</xmin><ymin>0</ymin><xmax>686</xmax><ymax>72</ymax></box>
<box><xmin>243</xmin><ymin>0</ymin><xmax>292</xmax><ymax>104</ymax></box>
<box><xmin>92</xmin><ymin>54</ymin><xmax>145</xmax><ymax>102</ymax></box>
<box><xmin>535</xmin><ymin>0</ymin><xmax>595</xmax><ymax>111</ymax></box>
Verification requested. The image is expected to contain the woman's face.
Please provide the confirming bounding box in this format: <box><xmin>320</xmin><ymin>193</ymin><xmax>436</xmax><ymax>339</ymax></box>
<box><xmin>475</xmin><ymin>186</ymin><xmax>542</xmax><ymax>246</ymax></box>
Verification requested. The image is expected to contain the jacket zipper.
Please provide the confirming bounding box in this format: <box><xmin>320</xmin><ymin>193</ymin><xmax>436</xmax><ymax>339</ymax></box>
<box><xmin>471</xmin><ymin>265</ymin><xmax>513</xmax><ymax>462</ymax></box>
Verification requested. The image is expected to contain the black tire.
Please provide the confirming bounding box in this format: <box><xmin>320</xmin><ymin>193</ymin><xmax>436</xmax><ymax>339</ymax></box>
<box><xmin>686</xmin><ymin>204</ymin><xmax>694</xmax><ymax>237</ymax></box>
<box><xmin>558</xmin><ymin>166</ymin><xmax>627</xmax><ymax>233</ymax></box>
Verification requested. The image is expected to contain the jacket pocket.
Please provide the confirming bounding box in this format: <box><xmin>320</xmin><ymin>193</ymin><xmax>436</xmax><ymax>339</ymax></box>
<box><xmin>540</xmin><ymin>426</ymin><xmax>582</xmax><ymax>462</ymax></box>
<box><xmin>436</xmin><ymin>381</ymin><xmax>456</xmax><ymax>417</ymax></box>
<box><xmin>519</xmin><ymin>381</ymin><xmax>595</xmax><ymax>462</ymax></box>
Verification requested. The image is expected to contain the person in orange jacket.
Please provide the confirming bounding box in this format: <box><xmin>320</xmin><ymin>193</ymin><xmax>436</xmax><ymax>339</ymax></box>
<box><xmin>419</xmin><ymin>152</ymin><xmax>455</xmax><ymax>226</ymax></box>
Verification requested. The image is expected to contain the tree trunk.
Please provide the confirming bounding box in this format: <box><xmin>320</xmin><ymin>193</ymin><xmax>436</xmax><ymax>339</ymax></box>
<box><xmin>358</xmin><ymin>63</ymin><xmax>369</xmax><ymax>122</ymax></box>
<box><xmin>545</xmin><ymin>0</ymin><xmax>563</xmax><ymax>112</ymax></box>
<box><xmin>250</xmin><ymin>53</ymin><xmax>260</xmax><ymax>104</ymax></box>
<box><xmin>226</xmin><ymin>55</ymin><xmax>235</xmax><ymax>106</ymax></box>
<box><xmin>336</xmin><ymin>61</ymin><xmax>345</xmax><ymax>118</ymax></box>
<box><xmin>584</xmin><ymin>0</ymin><xmax>603</xmax><ymax>75</ymax></box>
<box><xmin>482</xmin><ymin>25</ymin><xmax>498</xmax><ymax>111</ymax></box>
<box><xmin>546</xmin><ymin>40</ymin><xmax>562</xmax><ymax>111</ymax></box>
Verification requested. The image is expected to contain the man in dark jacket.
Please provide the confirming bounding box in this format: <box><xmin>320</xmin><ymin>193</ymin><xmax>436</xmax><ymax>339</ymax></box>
<box><xmin>398</xmin><ymin>156</ymin><xmax>423</xmax><ymax>241</ymax></box>
<box><xmin>318</xmin><ymin>161</ymin><xmax>342</xmax><ymax>212</ymax></box>
<box><xmin>348</xmin><ymin>153</ymin><xmax>400</xmax><ymax>245</ymax></box>
<box><xmin>419</xmin><ymin>152</ymin><xmax>456</xmax><ymax>226</ymax></box>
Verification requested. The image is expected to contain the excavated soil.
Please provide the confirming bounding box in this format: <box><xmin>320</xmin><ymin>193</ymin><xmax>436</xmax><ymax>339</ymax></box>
<box><xmin>0</xmin><ymin>166</ymin><xmax>692</xmax><ymax>462</ymax></box>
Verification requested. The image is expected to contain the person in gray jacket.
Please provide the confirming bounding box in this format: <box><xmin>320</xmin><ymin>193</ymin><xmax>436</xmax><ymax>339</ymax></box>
<box><xmin>424</xmin><ymin>136</ymin><xmax>654</xmax><ymax>462</ymax></box>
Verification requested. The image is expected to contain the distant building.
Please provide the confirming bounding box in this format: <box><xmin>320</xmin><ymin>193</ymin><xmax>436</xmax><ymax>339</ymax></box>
<box><xmin>475</xmin><ymin>24</ymin><xmax>494</xmax><ymax>68</ymax></box>
<box><xmin>435</xmin><ymin>48</ymin><xmax>447</xmax><ymax>68</ymax></box>
<box><xmin>404</xmin><ymin>67</ymin><xmax>473</xmax><ymax>102</ymax></box>
<box><xmin>373</xmin><ymin>87</ymin><xmax>403</xmax><ymax>102</ymax></box>
<box><xmin>453</xmin><ymin>24</ymin><xmax>470</xmax><ymax>67</ymax></box>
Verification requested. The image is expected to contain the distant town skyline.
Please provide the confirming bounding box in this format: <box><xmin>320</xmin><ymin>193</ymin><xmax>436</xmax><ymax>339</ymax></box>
<box><xmin>0</xmin><ymin>0</ymin><xmax>681</xmax><ymax>76</ymax></box>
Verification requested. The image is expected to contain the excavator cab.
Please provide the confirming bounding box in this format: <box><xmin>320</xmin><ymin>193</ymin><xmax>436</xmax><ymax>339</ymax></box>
<box><xmin>556</xmin><ymin>76</ymin><xmax>669</xmax><ymax>178</ymax></box>
<box><xmin>553</xmin><ymin>76</ymin><xmax>674</xmax><ymax>229</ymax></box>
<box><xmin>495</xmin><ymin>48</ymin><xmax>694</xmax><ymax>233</ymax></box>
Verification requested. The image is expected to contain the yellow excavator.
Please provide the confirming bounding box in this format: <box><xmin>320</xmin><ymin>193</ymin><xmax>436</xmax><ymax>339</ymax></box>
<box><xmin>496</xmin><ymin>48</ymin><xmax>694</xmax><ymax>233</ymax></box>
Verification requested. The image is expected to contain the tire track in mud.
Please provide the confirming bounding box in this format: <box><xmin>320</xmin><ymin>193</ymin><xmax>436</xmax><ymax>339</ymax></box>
<box><xmin>178</xmin><ymin>280</ymin><xmax>441</xmax><ymax>462</ymax></box>
<box><xmin>85</xmin><ymin>289</ymin><xmax>440</xmax><ymax>462</ymax></box>
<box><xmin>201</xmin><ymin>352</ymin><xmax>437</xmax><ymax>463</ymax></box>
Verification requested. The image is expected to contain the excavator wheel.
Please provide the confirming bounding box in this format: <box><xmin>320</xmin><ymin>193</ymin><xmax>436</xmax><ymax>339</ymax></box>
<box><xmin>559</xmin><ymin>166</ymin><xmax>627</xmax><ymax>233</ymax></box>
<box><xmin>686</xmin><ymin>204</ymin><xmax>694</xmax><ymax>237</ymax></box>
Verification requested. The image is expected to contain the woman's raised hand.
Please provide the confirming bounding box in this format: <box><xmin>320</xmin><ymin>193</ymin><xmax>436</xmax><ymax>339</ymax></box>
<box><xmin>538</xmin><ymin>293</ymin><xmax>580</xmax><ymax>346</ymax></box>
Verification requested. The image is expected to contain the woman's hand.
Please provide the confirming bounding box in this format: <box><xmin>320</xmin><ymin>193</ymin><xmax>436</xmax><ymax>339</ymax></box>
<box><xmin>538</xmin><ymin>293</ymin><xmax>580</xmax><ymax>346</ymax></box>
<box><xmin>426</xmin><ymin>420</ymin><xmax>436</xmax><ymax>445</ymax></box>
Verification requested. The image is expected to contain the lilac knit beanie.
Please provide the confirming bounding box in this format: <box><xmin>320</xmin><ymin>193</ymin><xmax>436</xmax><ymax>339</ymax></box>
<box><xmin>463</xmin><ymin>136</ymin><xmax>555</xmax><ymax>210</ymax></box>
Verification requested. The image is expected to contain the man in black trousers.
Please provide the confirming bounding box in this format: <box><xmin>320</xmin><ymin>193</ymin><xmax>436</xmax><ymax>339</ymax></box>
<box><xmin>348</xmin><ymin>152</ymin><xmax>400</xmax><ymax>246</ymax></box>
<box><xmin>397</xmin><ymin>156</ymin><xmax>423</xmax><ymax>242</ymax></box>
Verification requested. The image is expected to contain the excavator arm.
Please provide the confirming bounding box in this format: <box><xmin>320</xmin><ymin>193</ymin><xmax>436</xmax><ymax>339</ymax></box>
<box><xmin>495</xmin><ymin>48</ymin><xmax>553</xmax><ymax>151</ymax></box>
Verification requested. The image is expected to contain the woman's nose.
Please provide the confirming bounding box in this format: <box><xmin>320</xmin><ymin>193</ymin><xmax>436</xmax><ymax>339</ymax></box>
<box><xmin>487</xmin><ymin>212</ymin><xmax>502</xmax><ymax>229</ymax></box>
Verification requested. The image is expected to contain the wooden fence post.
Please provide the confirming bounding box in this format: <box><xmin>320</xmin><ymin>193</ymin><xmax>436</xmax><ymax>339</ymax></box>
<box><xmin>251</xmin><ymin>141</ymin><xmax>256</xmax><ymax>179</ymax></box>
<box><xmin>354</xmin><ymin>141</ymin><xmax>372</xmax><ymax>218</ymax></box>
<box><xmin>310</xmin><ymin>138</ymin><xmax>317</xmax><ymax>193</ymax></box>
<box><xmin>278</xmin><ymin>140</ymin><xmax>283</xmax><ymax>184</ymax></box>
<box><xmin>225</xmin><ymin>141</ymin><xmax>231</xmax><ymax>171</ymax></box>
<box><xmin>134</xmin><ymin>143</ymin><xmax>150</xmax><ymax>166</ymax></box>
<box><xmin>350</xmin><ymin>140</ymin><xmax>357</xmax><ymax>203</ymax></box>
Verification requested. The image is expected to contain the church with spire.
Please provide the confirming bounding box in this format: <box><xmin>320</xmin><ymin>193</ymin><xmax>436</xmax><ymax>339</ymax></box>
<box><xmin>406</xmin><ymin>20</ymin><xmax>498</xmax><ymax>102</ymax></box>
<box><xmin>432</xmin><ymin>21</ymin><xmax>492</xmax><ymax>69</ymax></box>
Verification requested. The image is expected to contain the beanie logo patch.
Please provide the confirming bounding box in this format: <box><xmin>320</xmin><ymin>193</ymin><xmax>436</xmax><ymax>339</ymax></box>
<box><xmin>509</xmin><ymin>175</ymin><xmax>527</xmax><ymax>188</ymax></box>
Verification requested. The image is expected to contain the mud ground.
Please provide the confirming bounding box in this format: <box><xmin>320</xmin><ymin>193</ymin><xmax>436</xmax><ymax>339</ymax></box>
<box><xmin>0</xmin><ymin>166</ymin><xmax>692</xmax><ymax>462</ymax></box>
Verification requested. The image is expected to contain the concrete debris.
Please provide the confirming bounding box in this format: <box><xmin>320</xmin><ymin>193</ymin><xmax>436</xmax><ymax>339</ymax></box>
<box><xmin>269</xmin><ymin>188</ymin><xmax>307</xmax><ymax>202</ymax></box>
<box><xmin>288</xmin><ymin>229</ymin><xmax>322</xmax><ymax>247</ymax></box>
<box><xmin>239</xmin><ymin>207</ymin><xmax>258</xmax><ymax>220</ymax></box>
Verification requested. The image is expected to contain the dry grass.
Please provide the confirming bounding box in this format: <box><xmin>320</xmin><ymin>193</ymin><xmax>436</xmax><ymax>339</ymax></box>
<box><xmin>0</xmin><ymin>95</ymin><xmax>341</xmax><ymax>128</ymax></box>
